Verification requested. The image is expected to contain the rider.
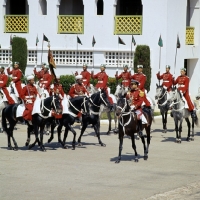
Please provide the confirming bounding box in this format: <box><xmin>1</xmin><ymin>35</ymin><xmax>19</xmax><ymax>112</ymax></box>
<box><xmin>40</xmin><ymin>65</ymin><xmax>52</xmax><ymax>93</ymax></box>
<box><xmin>126</xmin><ymin>79</ymin><xmax>144</xmax><ymax>136</ymax></box>
<box><xmin>33</xmin><ymin>62</ymin><xmax>46</xmax><ymax>84</ymax></box>
<box><xmin>156</xmin><ymin>65</ymin><xmax>173</xmax><ymax>92</ymax></box>
<box><xmin>68</xmin><ymin>75</ymin><xmax>89</xmax><ymax>98</ymax></box>
<box><xmin>91</xmin><ymin>64</ymin><xmax>114</xmax><ymax>109</ymax></box>
<box><xmin>131</xmin><ymin>65</ymin><xmax>151</xmax><ymax>110</ymax></box>
<box><xmin>21</xmin><ymin>75</ymin><xmax>38</xmax><ymax>124</ymax></box>
<box><xmin>7</xmin><ymin>61</ymin><xmax>22</xmax><ymax>97</ymax></box>
<box><xmin>115</xmin><ymin>64</ymin><xmax>131</xmax><ymax>87</ymax></box>
<box><xmin>75</xmin><ymin>64</ymin><xmax>91</xmax><ymax>89</ymax></box>
<box><xmin>173</xmin><ymin>68</ymin><xmax>197</xmax><ymax>119</ymax></box>
<box><xmin>0</xmin><ymin>66</ymin><xmax>15</xmax><ymax>104</ymax></box>
<box><xmin>50</xmin><ymin>75</ymin><xmax>65</xmax><ymax>99</ymax></box>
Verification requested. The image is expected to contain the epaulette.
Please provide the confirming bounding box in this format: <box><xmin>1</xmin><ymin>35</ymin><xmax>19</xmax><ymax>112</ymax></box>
<box><xmin>127</xmin><ymin>91</ymin><xmax>131</xmax><ymax>95</ymax></box>
<box><xmin>139</xmin><ymin>90</ymin><xmax>144</xmax><ymax>97</ymax></box>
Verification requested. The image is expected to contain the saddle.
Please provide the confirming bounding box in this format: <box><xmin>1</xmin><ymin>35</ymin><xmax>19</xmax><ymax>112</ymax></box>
<box><xmin>142</xmin><ymin>108</ymin><xmax>151</xmax><ymax>126</ymax></box>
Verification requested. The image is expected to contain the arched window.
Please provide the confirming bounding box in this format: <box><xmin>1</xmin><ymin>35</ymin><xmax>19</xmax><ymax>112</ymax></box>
<box><xmin>116</xmin><ymin>0</ymin><xmax>142</xmax><ymax>15</ymax></box>
<box><xmin>59</xmin><ymin>0</ymin><xmax>84</xmax><ymax>15</ymax></box>
<box><xmin>8</xmin><ymin>0</ymin><xmax>29</xmax><ymax>15</ymax></box>
<box><xmin>39</xmin><ymin>0</ymin><xmax>47</xmax><ymax>15</ymax></box>
<box><xmin>97</xmin><ymin>0</ymin><xmax>103</xmax><ymax>15</ymax></box>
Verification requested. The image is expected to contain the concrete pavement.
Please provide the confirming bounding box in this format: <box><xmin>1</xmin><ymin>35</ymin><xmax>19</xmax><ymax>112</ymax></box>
<box><xmin>0</xmin><ymin>115</ymin><xmax>200</xmax><ymax>200</ymax></box>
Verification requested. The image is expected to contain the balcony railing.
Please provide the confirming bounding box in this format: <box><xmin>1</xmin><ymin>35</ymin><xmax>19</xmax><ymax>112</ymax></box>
<box><xmin>4</xmin><ymin>15</ymin><xmax>29</xmax><ymax>33</ymax></box>
<box><xmin>186</xmin><ymin>27</ymin><xmax>194</xmax><ymax>45</ymax></box>
<box><xmin>58</xmin><ymin>15</ymin><xmax>84</xmax><ymax>34</ymax></box>
<box><xmin>114</xmin><ymin>15</ymin><xmax>142</xmax><ymax>35</ymax></box>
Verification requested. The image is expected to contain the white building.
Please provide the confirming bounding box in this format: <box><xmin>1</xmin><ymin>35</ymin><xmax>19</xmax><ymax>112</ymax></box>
<box><xmin>0</xmin><ymin>0</ymin><xmax>199</xmax><ymax>100</ymax></box>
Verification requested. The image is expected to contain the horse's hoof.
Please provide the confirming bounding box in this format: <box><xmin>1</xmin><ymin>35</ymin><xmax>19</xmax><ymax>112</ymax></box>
<box><xmin>144</xmin><ymin>156</ymin><xmax>148</xmax><ymax>160</ymax></box>
<box><xmin>186</xmin><ymin>137</ymin><xmax>190</xmax><ymax>142</ymax></box>
<box><xmin>191</xmin><ymin>138</ymin><xmax>194</xmax><ymax>141</ymax></box>
<box><xmin>135</xmin><ymin>158</ymin><xmax>139</xmax><ymax>162</ymax></box>
<box><xmin>28</xmin><ymin>145</ymin><xmax>33</xmax><ymax>150</ymax></box>
<box><xmin>114</xmin><ymin>129</ymin><xmax>119</xmax><ymax>134</ymax></box>
<box><xmin>72</xmin><ymin>146</ymin><xmax>75</xmax><ymax>150</ymax></box>
<box><xmin>77</xmin><ymin>143</ymin><xmax>83</xmax><ymax>147</ymax></box>
<box><xmin>45</xmin><ymin>132</ymin><xmax>49</xmax><ymax>135</ymax></box>
<box><xmin>63</xmin><ymin>145</ymin><xmax>68</xmax><ymax>149</ymax></box>
<box><xmin>107</xmin><ymin>131</ymin><xmax>111</xmax><ymax>135</ymax></box>
<box><xmin>101</xmin><ymin>143</ymin><xmax>106</xmax><ymax>147</ymax></box>
<box><xmin>13</xmin><ymin>147</ymin><xmax>18</xmax><ymax>151</ymax></box>
<box><xmin>40</xmin><ymin>146</ymin><xmax>46</xmax><ymax>152</ymax></box>
<box><xmin>115</xmin><ymin>160</ymin><xmax>121</xmax><ymax>164</ymax></box>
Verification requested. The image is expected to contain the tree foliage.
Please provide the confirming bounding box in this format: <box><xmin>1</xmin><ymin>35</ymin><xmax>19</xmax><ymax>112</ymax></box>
<box><xmin>134</xmin><ymin>45</ymin><xmax>151</xmax><ymax>92</ymax></box>
<box><xmin>12</xmin><ymin>36</ymin><xmax>27</xmax><ymax>74</ymax></box>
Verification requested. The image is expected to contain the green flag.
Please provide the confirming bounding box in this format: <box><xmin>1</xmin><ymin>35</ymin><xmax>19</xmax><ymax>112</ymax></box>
<box><xmin>36</xmin><ymin>35</ymin><xmax>39</xmax><ymax>46</ymax></box>
<box><xmin>118</xmin><ymin>36</ymin><xmax>126</xmax><ymax>45</ymax></box>
<box><xmin>177</xmin><ymin>35</ymin><xmax>181</xmax><ymax>48</ymax></box>
<box><xmin>132</xmin><ymin>35</ymin><xmax>136</xmax><ymax>46</ymax></box>
<box><xmin>77</xmin><ymin>36</ymin><xmax>82</xmax><ymax>45</ymax></box>
<box><xmin>92</xmin><ymin>36</ymin><xmax>96</xmax><ymax>47</ymax></box>
<box><xmin>43</xmin><ymin>34</ymin><xmax>49</xmax><ymax>42</ymax></box>
<box><xmin>158</xmin><ymin>35</ymin><xmax>163</xmax><ymax>47</ymax></box>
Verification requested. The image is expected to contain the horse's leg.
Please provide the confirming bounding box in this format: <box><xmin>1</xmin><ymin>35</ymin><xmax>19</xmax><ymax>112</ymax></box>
<box><xmin>57</xmin><ymin>124</ymin><xmax>64</xmax><ymax>145</ymax></box>
<box><xmin>77</xmin><ymin>122</ymin><xmax>88</xmax><ymax>146</ymax></box>
<box><xmin>94</xmin><ymin>123</ymin><xmax>106</xmax><ymax>147</ymax></box>
<box><xmin>45</xmin><ymin>121</ymin><xmax>50</xmax><ymax>135</ymax></box>
<box><xmin>106</xmin><ymin>111</ymin><xmax>112</xmax><ymax>135</ymax></box>
<box><xmin>164</xmin><ymin>111</ymin><xmax>168</xmax><ymax>132</ymax></box>
<box><xmin>174</xmin><ymin>118</ymin><xmax>179</xmax><ymax>143</ymax></box>
<box><xmin>6</xmin><ymin>127</ymin><xmax>12</xmax><ymax>150</ymax></box>
<box><xmin>131</xmin><ymin>135</ymin><xmax>138</xmax><ymax>162</ymax></box>
<box><xmin>115</xmin><ymin>137</ymin><xmax>123</xmax><ymax>163</ymax></box>
<box><xmin>67</xmin><ymin>125</ymin><xmax>77</xmax><ymax>150</ymax></box>
<box><xmin>25</xmin><ymin>125</ymin><xmax>31</xmax><ymax>146</ymax></box>
<box><xmin>39</xmin><ymin>124</ymin><xmax>46</xmax><ymax>151</ymax></box>
<box><xmin>9</xmin><ymin>123</ymin><xmax>18</xmax><ymax>151</ymax></box>
<box><xmin>113</xmin><ymin>110</ymin><xmax>118</xmax><ymax>134</ymax></box>
<box><xmin>191</xmin><ymin>118</ymin><xmax>195</xmax><ymax>141</ymax></box>
<box><xmin>62</xmin><ymin>127</ymin><xmax>69</xmax><ymax>149</ymax></box>
<box><xmin>47</xmin><ymin>120</ymin><xmax>57</xmax><ymax>143</ymax></box>
<box><xmin>29</xmin><ymin>125</ymin><xmax>40</xmax><ymax>149</ymax></box>
<box><xmin>185</xmin><ymin>118</ymin><xmax>191</xmax><ymax>141</ymax></box>
<box><xmin>178</xmin><ymin>118</ymin><xmax>183</xmax><ymax>143</ymax></box>
<box><xmin>145</xmin><ymin>125</ymin><xmax>151</xmax><ymax>159</ymax></box>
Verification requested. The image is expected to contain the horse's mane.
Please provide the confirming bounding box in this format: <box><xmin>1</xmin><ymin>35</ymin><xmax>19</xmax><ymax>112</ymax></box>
<box><xmin>70</xmin><ymin>96</ymin><xmax>85</xmax><ymax>103</ymax></box>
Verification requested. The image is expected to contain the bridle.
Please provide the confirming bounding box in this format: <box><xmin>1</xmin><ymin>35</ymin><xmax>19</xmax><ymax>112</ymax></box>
<box><xmin>156</xmin><ymin>86</ymin><xmax>168</xmax><ymax>106</ymax></box>
<box><xmin>169</xmin><ymin>89</ymin><xmax>185</xmax><ymax>111</ymax></box>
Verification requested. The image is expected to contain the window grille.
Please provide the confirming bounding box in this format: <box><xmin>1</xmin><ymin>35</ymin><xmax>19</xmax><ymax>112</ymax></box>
<box><xmin>28</xmin><ymin>50</ymin><xmax>37</xmax><ymax>64</ymax></box>
<box><xmin>0</xmin><ymin>49</ymin><xmax>12</xmax><ymax>64</ymax></box>
<box><xmin>52</xmin><ymin>50</ymin><xmax>93</xmax><ymax>66</ymax></box>
<box><xmin>105</xmin><ymin>51</ymin><xmax>133</xmax><ymax>67</ymax></box>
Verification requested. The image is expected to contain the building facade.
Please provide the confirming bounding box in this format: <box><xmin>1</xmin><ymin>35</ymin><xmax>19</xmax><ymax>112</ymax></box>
<box><xmin>0</xmin><ymin>0</ymin><xmax>199</xmax><ymax>99</ymax></box>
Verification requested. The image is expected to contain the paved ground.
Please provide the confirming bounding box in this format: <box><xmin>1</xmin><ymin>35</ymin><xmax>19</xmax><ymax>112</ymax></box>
<box><xmin>0</xmin><ymin>114</ymin><xmax>200</xmax><ymax>200</ymax></box>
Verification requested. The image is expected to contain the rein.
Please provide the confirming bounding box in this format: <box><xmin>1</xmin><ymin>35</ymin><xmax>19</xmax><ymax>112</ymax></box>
<box><xmin>69</xmin><ymin>97</ymin><xmax>88</xmax><ymax>116</ymax></box>
<box><xmin>157</xmin><ymin>88</ymin><xmax>168</xmax><ymax>106</ymax></box>
<box><xmin>170</xmin><ymin>90</ymin><xmax>185</xmax><ymax>112</ymax></box>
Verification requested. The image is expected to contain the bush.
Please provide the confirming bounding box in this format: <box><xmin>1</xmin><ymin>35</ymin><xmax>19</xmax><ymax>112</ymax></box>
<box><xmin>12</xmin><ymin>36</ymin><xmax>27</xmax><ymax>74</ymax></box>
<box><xmin>134</xmin><ymin>45</ymin><xmax>151</xmax><ymax>92</ymax></box>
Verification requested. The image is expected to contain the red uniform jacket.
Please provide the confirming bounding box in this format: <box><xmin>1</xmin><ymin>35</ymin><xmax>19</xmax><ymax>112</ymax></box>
<box><xmin>92</xmin><ymin>72</ymin><xmax>108</xmax><ymax>89</ymax></box>
<box><xmin>157</xmin><ymin>72</ymin><xmax>173</xmax><ymax>91</ymax></box>
<box><xmin>131</xmin><ymin>73</ymin><xmax>146</xmax><ymax>90</ymax></box>
<box><xmin>7</xmin><ymin>68</ymin><xmax>22</xmax><ymax>84</ymax></box>
<box><xmin>173</xmin><ymin>75</ymin><xmax>189</xmax><ymax>94</ymax></box>
<box><xmin>41</xmin><ymin>72</ymin><xmax>52</xmax><ymax>89</ymax></box>
<box><xmin>68</xmin><ymin>83</ymin><xmax>89</xmax><ymax>98</ymax></box>
<box><xmin>21</xmin><ymin>84</ymin><xmax>38</xmax><ymax>102</ymax></box>
<box><xmin>34</xmin><ymin>69</ymin><xmax>45</xmax><ymax>81</ymax></box>
<box><xmin>50</xmin><ymin>83</ymin><xmax>65</xmax><ymax>98</ymax></box>
<box><xmin>115</xmin><ymin>71</ymin><xmax>131</xmax><ymax>87</ymax></box>
<box><xmin>126</xmin><ymin>89</ymin><xmax>144</xmax><ymax>110</ymax></box>
<box><xmin>0</xmin><ymin>73</ymin><xmax>8</xmax><ymax>88</ymax></box>
<box><xmin>80</xmin><ymin>70</ymin><xmax>91</xmax><ymax>87</ymax></box>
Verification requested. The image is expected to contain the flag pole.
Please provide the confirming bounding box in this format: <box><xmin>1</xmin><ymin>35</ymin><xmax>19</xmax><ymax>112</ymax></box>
<box><xmin>158</xmin><ymin>46</ymin><xmax>162</xmax><ymax>85</ymax></box>
<box><xmin>117</xmin><ymin>40</ymin><xmax>119</xmax><ymax>85</ymax></box>
<box><xmin>76</xmin><ymin>35</ymin><xmax>78</xmax><ymax>72</ymax></box>
<box><xmin>36</xmin><ymin>35</ymin><xmax>38</xmax><ymax>65</ymax></box>
<box><xmin>174</xmin><ymin>47</ymin><xmax>178</xmax><ymax>76</ymax></box>
<box><xmin>130</xmin><ymin>36</ymin><xmax>133</xmax><ymax>75</ymax></box>
<box><xmin>41</xmin><ymin>34</ymin><xmax>44</xmax><ymax>64</ymax></box>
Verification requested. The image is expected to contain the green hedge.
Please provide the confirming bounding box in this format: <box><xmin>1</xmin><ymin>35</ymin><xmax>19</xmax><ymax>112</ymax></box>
<box><xmin>134</xmin><ymin>45</ymin><xmax>151</xmax><ymax>92</ymax></box>
<box><xmin>12</xmin><ymin>36</ymin><xmax>27</xmax><ymax>74</ymax></box>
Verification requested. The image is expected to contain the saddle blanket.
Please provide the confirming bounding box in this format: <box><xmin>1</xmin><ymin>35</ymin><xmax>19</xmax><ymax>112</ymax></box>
<box><xmin>16</xmin><ymin>104</ymin><xmax>25</xmax><ymax>118</ymax></box>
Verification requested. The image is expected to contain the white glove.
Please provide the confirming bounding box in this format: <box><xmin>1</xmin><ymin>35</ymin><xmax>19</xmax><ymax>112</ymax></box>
<box><xmin>131</xmin><ymin>105</ymin><xmax>135</xmax><ymax>110</ymax></box>
<box><xmin>116</xmin><ymin>69</ymin><xmax>118</xmax><ymax>73</ymax></box>
<box><xmin>8</xmin><ymin>63</ymin><xmax>11</xmax><ymax>68</ymax></box>
<box><xmin>129</xmin><ymin>68</ymin><xmax>131</xmax><ymax>72</ymax></box>
<box><xmin>26</xmin><ymin>99</ymin><xmax>32</xmax><ymax>103</ymax></box>
<box><xmin>34</xmin><ymin>65</ymin><xmax>37</xmax><ymax>69</ymax></box>
<box><xmin>50</xmin><ymin>84</ymin><xmax>54</xmax><ymax>89</ymax></box>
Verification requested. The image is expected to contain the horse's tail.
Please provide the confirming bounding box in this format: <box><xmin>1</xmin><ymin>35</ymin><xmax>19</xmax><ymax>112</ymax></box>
<box><xmin>2</xmin><ymin>108</ymin><xmax>7</xmax><ymax>133</ymax></box>
<box><xmin>194</xmin><ymin>116</ymin><xmax>199</xmax><ymax>126</ymax></box>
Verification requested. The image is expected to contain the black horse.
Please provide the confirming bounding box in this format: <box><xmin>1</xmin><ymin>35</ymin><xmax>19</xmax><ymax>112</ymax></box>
<box><xmin>47</xmin><ymin>96</ymin><xmax>90</xmax><ymax>149</ymax></box>
<box><xmin>115</xmin><ymin>96</ymin><xmax>152</xmax><ymax>163</ymax></box>
<box><xmin>2</xmin><ymin>95</ymin><xmax>62</xmax><ymax>151</ymax></box>
<box><xmin>77</xmin><ymin>89</ymin><xmax>111</xmax><ymax>146</ymax></box>
<box><xmin>155</xmin><ymin>84</ymin><xmax>170</xmax><ymax>133</ymax></box>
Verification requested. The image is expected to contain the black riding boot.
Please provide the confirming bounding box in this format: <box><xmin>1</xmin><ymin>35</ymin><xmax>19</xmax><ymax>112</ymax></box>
<box><xmin>138</xmin><ymin>120</ymin><xmax>143</xmax><ymax>137</ymax></box>
<box><xmin>191</xmin><ymin>110</ymin><xmax>197</xmax><ymax>119</ymax></box>
<box><xmin>170</xmin><ymin>112</ymin><xmax>173</xmax><ymax>117</ymax></box>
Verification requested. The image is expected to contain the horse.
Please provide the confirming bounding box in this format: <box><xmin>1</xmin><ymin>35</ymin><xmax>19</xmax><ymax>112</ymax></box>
<box><xmin>168</xmin><ymin>87</ymin><xmax>198</xmax><ymax>143</ymax></box>
<box><xmin>115</xmin><ymin>95</ymin><xmax>152</xmax><ymax>163</ymax></box>
<box><xmin>47</xmin><ymin>95</ymin><xmax>90</xmax><ymax>149</ymax></box>
<box><xmin>2</xmin><ymin>94</ymin><xmax>62</xmax><ymax>151</ymax></box>
<box><xmin>77</xmin><ymin>89</ymin><xmax>111</xmax><ymax>146</ymax></box>
<box><xmin>88</xmin><ymin>84</ymin><xmax>117</xmax><ymax>134</ymax></box>
<box><xmin>0</xmin><ymin>90</ymin><xmax>7</xmax><ymax>132</ymax></box>
<box><xmin>155</xmin><ymin>84</ymin><xmax>170</xmax><ymax>133</ymax></box>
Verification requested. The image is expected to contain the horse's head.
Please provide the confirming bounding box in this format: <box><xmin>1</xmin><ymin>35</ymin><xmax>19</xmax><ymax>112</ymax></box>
<box><xmin>114</xmin><ymin>84</ymin><xmax>122</xmax><ymax>96</ymax></box>
<box><xmin>155</xmin><ymin>84</ymin><xmax>166</xmax><ymax>100</ymax></box>
<box><xmin>51</xmin><ymin>94</ymin><xmax>62</xmax><ymax>114</ymax></box>
<box><xmin>116</xmin><ymin>96</ymin><xmax>130</xmax><ymax>117</ymax></box>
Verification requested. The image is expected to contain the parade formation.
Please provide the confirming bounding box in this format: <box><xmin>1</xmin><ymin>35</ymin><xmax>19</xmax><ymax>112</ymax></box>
<box><xmin>0</xmin><ymin>57</ymin><xmax>199</xmax><ymax>162</ymax></box>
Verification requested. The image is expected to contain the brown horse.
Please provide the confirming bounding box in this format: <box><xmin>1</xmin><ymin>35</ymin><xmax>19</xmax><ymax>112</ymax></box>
<box><xmin>115</xmin><ymin>96</ymin><xmax>152</xmax><ymax>163</ymax></box>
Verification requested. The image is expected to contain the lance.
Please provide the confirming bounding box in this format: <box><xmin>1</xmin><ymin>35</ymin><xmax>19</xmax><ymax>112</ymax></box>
<box><xmin>174</xmin><ymin>35</ymin><xmax>181</xmax><ymax>77</ymax></box>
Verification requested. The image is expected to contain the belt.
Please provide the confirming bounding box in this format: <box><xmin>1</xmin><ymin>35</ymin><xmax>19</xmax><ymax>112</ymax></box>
<box><xmin>178</xmin><ymin>84</ymin><xmax>185</xmax><ymax>87</ymax></box>
<box><xmin>0</xmin><ymin>81</ymin><xmax>3</xmax><ymax>83</ymax></box>
<box><xmin>43</xmin><ymin>81</ymin><xmax>48</xmax><ymax>83</ymax></box>
<box><xmin>83</xmin><ymin>79</ymin><xmax>87</xmax><ymax>81</ymax></box>
<box><xmin>163</xmin><ymin>80</ymin><xmax>169</xmax><ymax>82</ymax></box>
<box><xmin>98</xmin><ymin>81</ymin><xmax>103</xmax><ymax>83</ymax></box>
<box><xmin>12</xmin><ymin>77</ymin><xmax>17</xmax><ymax>79</ymax></box>
<box><xmin>25</xmin><ymin>95</ymin><xmax>34</xmax><ymax>98</ymax></box>
<box><xmin>122</xmin><ymin>80</ymin><xmax>129</xmax><ymax>82</ymax></box>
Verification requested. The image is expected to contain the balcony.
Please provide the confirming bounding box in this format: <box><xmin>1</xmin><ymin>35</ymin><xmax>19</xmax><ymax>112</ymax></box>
<box><xmin>114</xmin><ymin>15</ymin><xmax>142</xmax><ymax>35</ymax></box>
<box><xmin>58</xmin><ymin>15</ymin><xmax>84</xmax><ymax>34</ymax></box>
<box><xmin>4</xmin><ymin>15</ymin><xmax>29</xmax><ymax>33</ymax></box>
<box><xmin>186</xmin><ymin>27</ymin><xmax>194</xmax><ymax>45</ymax></box>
